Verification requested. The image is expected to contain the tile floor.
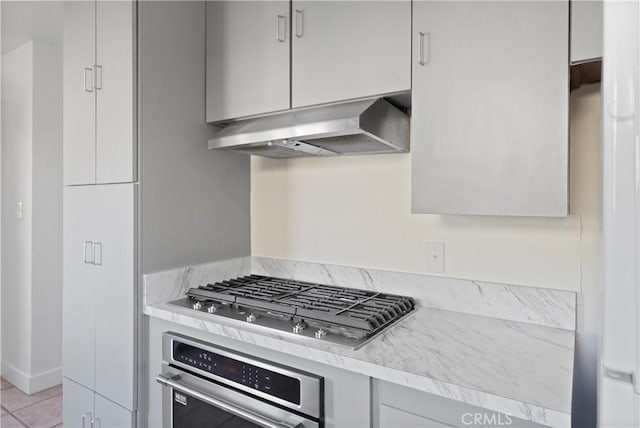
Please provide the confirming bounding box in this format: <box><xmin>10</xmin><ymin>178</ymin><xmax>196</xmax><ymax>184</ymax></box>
<box><xmin>0</xmin><ymin>378</ymin><xmax>62</xmax><ymax>428</ymax></box>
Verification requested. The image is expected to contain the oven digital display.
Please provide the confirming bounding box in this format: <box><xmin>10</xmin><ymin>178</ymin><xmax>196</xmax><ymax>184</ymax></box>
<box><xmin>172</xmin><ymin>341</ymin><xmax>301</xmax><ymax>405</ymax></box>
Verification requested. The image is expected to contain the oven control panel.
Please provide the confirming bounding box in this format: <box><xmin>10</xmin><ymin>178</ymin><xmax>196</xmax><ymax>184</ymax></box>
<box><xmin>172</xmin><ymin>340</ymin><xmax>301</xmax><ymax>405</ymax></box>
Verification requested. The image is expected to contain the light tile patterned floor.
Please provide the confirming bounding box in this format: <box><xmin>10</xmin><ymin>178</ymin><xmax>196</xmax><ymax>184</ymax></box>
<box><xmin>0</xmin><ymin>378</ymin><xmax>62</xmax><ymax>428</ymax></box>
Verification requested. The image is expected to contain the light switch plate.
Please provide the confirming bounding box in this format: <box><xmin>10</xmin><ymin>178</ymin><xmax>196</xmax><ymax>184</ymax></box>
<box><xmin>426</xmin><ymin>242</ymin><xmax>445</xmax><ymax>273</ymax></box>
<box><xmin>16</xmin><ymin>202</ymin><xmax>23</xmax><ymax>220</ymax></box>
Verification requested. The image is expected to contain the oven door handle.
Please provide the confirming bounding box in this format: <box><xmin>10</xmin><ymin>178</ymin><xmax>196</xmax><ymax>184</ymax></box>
<box><xmin>156</xmin><ymin>374</ymin><xmax>302</xmax><ymax>428</ymax></box>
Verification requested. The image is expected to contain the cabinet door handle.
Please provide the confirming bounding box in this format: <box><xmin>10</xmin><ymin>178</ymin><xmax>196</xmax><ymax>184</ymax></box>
<box><xmin>93</xmin><ymin>242</ymin><xmax>102</xmax><ymax>266</ymax></box>
<box><xmin>83</xmin><ymin>67</ymin><xmax>94</xmax><ymax>92</ymax></box>
<box><xmin>295</xmin><ymin>9</ymin><xmax>304</xmax><ymax>38</ymax></box>
<box><xmin>418</xmin><ymin>32</ymin><xmax>430</xmax><ymax>66</ymax></box>
<box><xmin>83</xmin><ymin>241</ymin><xmax>94</xmax><ymax>264</ymax></box>
<box><xmin>82</xmin><ymin>412</ymin><xmax>92</xmax><ymax>428</ymax></box>
<box><xmin>276</xmin><ymin>14</ymin><xmax>287</xmax><ymax>42</ymax></box>
<box><xmin>94</xmin><ymin>65</ymin><xmax>102</xmax><ymax>90</ymax></box>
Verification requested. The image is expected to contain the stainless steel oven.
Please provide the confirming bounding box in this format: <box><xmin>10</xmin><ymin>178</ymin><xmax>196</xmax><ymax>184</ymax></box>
<box><xmin>157</xmin><ymin>332</ymin><xmax>324</xmax><ymax>428</ymax></box>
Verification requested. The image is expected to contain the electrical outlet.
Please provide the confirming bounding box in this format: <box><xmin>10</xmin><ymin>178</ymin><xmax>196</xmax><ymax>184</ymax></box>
<box><xmin>16</xmin><ymin>202</ymin><xmax>23</xmax><ymax>220</ymax></box>
<box><xmin>426</xmin><ymin>242</ymin><xmax>445</xmax><ymax>273</ymax></box>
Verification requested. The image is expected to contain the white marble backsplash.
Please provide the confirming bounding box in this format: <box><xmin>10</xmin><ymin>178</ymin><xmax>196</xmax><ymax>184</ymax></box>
<box><xmin>252</xmin><ymin>257</ymin><xmax>577</xmax><ymax>330</ymax></box>
<box><xmin>144</xmin><ymin>256</ymin><xmax>576</xmax><ymax>330</ymax></box>
<box><xmin>143</xmin><ymin>256</ymin><xmax>252</xmax><ymax>306</ymax></box>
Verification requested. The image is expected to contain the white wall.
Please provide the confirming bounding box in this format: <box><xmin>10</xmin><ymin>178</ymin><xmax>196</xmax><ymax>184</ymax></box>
<box><xmin>30</xmin><ymin>41</ymin><xmax>63</xmax><ymax>385</ymax></box>
<box><xmin>1</xmin><ymin>41</ymin><xmax>34</xmax><ymax>385</ymax></box>
<box><xmin>1</xmin><ymin>40</ymin><xmax>63</xmax><ymax>393</ymax></box>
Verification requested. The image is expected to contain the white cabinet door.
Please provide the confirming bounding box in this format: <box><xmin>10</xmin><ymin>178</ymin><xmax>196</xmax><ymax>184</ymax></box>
<box><xmin>93</xmin><ymin>184</ymin><xmax>136</xmax><ymax>410</ymax></box>
<box><xmin>95</xmin><ymin>394</ymin><xmax>134</xmax><ymax>428</ymax></box>
<box><xmin>63</xmin><ymin>187</ymin><xmax>97</xmax><ymax>389</ymax></box>
<box><xmin>291</xmin><ymin>1</ymin><xmax>411</xmax><ymax>108</ymax></box>
<box><xmin>63</xmin><ymin>378</ymin><xmax>94</xmax><ymax>428</ymax></box>
<box><xmin>411</xmin><ymin>1</ymin><xmax>569</xmax><ymax>216</ymax></box>
<box><xmin>206</xmin><ymin>1</ymin><xmax>290</xmax><ymax>122</ymax></box>
<box><xmin>96</xmin><ymin>0</ymin><xmax>136</xmax><ymax>184</ymax></box>
<box><xmin>63</xmin><ymin>0</ymin><xmax>96</xmax><ymax>185</ymax></box>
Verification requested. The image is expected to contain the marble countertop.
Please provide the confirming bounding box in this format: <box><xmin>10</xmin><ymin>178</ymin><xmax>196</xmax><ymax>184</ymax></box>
<box><xmin>144</xmin><ymin>257</ymin><xmax>576</xmax><ymax>427</ymax></box>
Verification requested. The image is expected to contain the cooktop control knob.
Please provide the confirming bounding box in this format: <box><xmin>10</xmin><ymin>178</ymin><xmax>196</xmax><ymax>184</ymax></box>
<box><xmin>246</xmin><ymin>313</ymin><xmax>257</xmax><ymax>323</ymax></box>
<box><xmin>292</xmin><ymin>323</ymin><xmax>305</xmax><ymax>334</ymax></box>
<box><xmin>315</xmin><ymin>329</ymin><xmax>327</xmax><ymax>339</ymax></box>
<box><xmin>192</xmin><ymin>301</ymin><xmax>202</xmax><ymax>310</ymax></box>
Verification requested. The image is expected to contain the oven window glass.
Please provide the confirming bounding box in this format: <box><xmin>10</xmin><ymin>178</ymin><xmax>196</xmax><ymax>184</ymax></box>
<box><xmin>172</xmin><ymin>390</ymin><xmax>262</xmax><ymax>428</ymax></box>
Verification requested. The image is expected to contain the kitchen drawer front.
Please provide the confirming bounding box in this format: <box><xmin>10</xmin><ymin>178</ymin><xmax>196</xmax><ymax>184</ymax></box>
<box><xmin>372</xmin><ymin>380</ymin><xmax>547</xmax><ymax>428</ymax></box>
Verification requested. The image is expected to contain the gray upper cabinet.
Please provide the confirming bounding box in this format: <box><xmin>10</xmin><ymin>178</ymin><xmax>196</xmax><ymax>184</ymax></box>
<box><xmin>206</xmin><ymin>1</ymin><xmax>290</xmax><ymax>122</ymax></box>
<box><xmin>63</xmin><ymin>0</ymin><xmax>96</xmax><ymax>186</ymax></box>
<box><xmin>206</xmin><ymin>1</ymin><xmax>411</xmax><ymax>121</ymax></box>
<box><xmin>411</xmin><ymin>1</ymin><xmax>569</xmax><ymax>217</ymax></box>
<box><xmin>291</xmin><ymin>1</ymin><xmax>411</xmax><ymax>108</ymax></box>
<box><xmin>571</xmin><ymin>0</ymin><xmax>603</xmax><ymax>63</ymax></box>
<box><xmin>95</xmin><ymin>0</ymin><xmax>136</xmax><ymax>184</ymax></box>
<box><xmin>63</xmin><ymin>0</ymin><xmax>136</xmax><ymax>186</ymax></box>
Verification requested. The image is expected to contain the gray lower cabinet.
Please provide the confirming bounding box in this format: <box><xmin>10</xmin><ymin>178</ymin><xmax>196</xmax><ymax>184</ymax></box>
<box><xmin>63</xmin><ymin>378</ymin><xmax>94</xmax><ymax>428</ymax></box>
<box><xmin>206</xmin><ymin>1</ymin><xmax>290</xmax><ymax>122</ymax></box>
<box><xmin>95</xmin><ymin>393</ymin><xmax>136</xmax><ymax>428</ymax></box>
<box><xmin>291</xmin><ymin>0</ymin><xmax>411</xmax><ymax>108</ymax></box>
<box><xmin>379</xmin><ymin>404</ymin><xmax>453</xmax><ymax>428</ymax></box>
<box><xmin>63</xmin><ymin>378</ymin><xmax>134</xmax><ymax>428</ymax></box>
<box><xmin>372</xmin><ymin>380</ymin><xmax>546</xmax><ymax>428</ymax></box>
<box><xmin>411</xmin><ymin>1</ymin><xmax>570</xmax><ymax>217</ymax></box>
<box><xmin>63</xmin><ymin>184</ymin><xmax>136</xmax><ymax>420</ymax></box>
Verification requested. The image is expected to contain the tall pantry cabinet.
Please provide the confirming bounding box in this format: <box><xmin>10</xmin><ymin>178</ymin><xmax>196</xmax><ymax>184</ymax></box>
<box><xmin>63</xmin><ymin>0</ymin><xmax>137</xmax><ymax>427</ymax></box>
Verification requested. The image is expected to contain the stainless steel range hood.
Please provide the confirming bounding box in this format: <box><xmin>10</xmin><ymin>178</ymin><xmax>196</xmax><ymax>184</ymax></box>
<box><xmin>208</xmin><ymin>98</ymin><xmax>410</xmax><ymax>159</ymax></box>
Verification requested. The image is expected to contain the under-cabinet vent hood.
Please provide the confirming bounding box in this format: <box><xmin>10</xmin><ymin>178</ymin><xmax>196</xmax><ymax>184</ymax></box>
<box><xmin>208</xmin><ymin>98</ymin><xmax>410</xmax><ymax>159</ymax></box>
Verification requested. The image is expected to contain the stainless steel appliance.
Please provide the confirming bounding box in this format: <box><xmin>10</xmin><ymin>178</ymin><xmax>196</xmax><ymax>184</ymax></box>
<box><xmin>157</xmin><ymin>332</ymin><xmax>323</xmax><ymax>428</ymax></box>
<box><xmin>168</xmin><ymin>275</ymin><xmax>416</xmax><ymax>349</ymax></box>
<box><xmin>208</xmin><ymin>98</ymin><xmax>410</xmax><ymax>158</ymax></box>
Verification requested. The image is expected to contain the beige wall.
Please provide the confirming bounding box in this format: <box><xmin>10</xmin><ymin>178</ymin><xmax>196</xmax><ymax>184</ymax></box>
<box><xmin>251</xmin><ymin>85</ymin><xmax>600</xmax><ymax>296</ymax></box>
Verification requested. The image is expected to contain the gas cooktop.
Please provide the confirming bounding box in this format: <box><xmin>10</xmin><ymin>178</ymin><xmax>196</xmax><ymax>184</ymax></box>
<box><xmin>168</xmin><ymin>275</ymin><xmax>416</xmax><ymax>349</ymax></box>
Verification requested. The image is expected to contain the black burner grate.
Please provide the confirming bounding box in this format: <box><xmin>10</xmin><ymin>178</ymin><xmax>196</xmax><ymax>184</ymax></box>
<box><xmin>186</xmin><ymin>275</ymin><xmax>415</xmax><ymax>332</ymax></box>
